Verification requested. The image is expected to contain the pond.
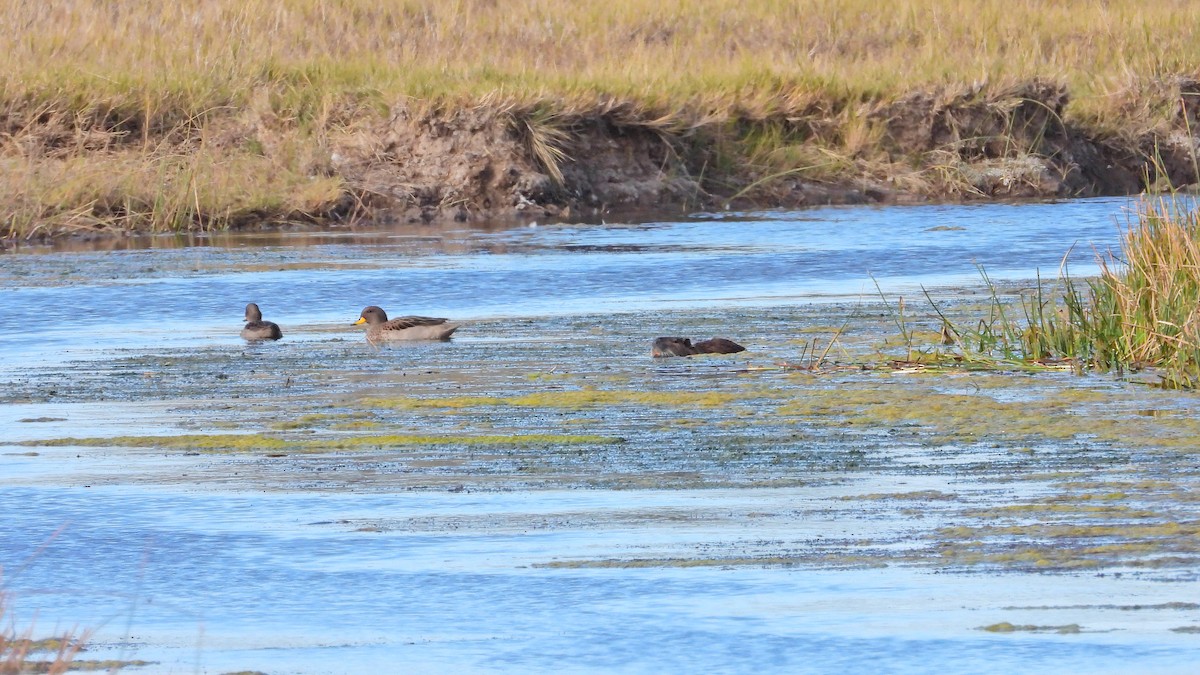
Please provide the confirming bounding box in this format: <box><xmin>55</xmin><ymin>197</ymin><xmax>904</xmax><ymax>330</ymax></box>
<box><xmin>4</xmin><ymin>197</ymin><xmax>1200</xmax><ymax>674</ymax></box>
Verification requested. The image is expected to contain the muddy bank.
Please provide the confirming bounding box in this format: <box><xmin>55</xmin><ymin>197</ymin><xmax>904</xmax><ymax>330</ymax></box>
<box><xmin>4</xmin><ymin>78</ymin><xmax>1200</xmax><ymax>243</ymax></box>
<box><xmin>311</xmin><ymin>79</ymin><xmax>1200</xmax><ymax>226</ymax></box>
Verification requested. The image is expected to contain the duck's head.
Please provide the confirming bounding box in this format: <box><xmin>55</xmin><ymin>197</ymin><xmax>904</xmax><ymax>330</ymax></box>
<box><xmin>652</xmin><ymin>336</ymin><xmax>697</xmax><ymax>358</ymax></box>
<box><xmin>355</xmin><ymin>306</ymin><xmax>388</xmax><ymax>326</ymax></box>
<box><xmin>245</xmin><ymin>303</ymin><xmax>263</xmax><ymax>322</ymax></box>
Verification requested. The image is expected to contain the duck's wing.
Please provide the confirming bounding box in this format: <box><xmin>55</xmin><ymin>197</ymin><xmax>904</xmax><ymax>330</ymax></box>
<box><xmin>694</xmin><ymin>338</ymin><xmax>745</xmax><ymax>354</ymax></box>
<box><xmin>242</xmin><ymin>320</ymin><xmax>283</xmax><ymax>340</ymax></box>
<box><xmin>382</xmin><ymin>316</ymin><xmax>449</xmax><ymax>331</ymax></box>
<box><xmin>651</xmin><ymin>337</ymin><xmax>697</xmax><ymax>357</ymax></box>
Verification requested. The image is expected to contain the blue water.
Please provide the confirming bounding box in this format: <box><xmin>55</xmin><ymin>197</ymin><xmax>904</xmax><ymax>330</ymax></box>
<box><xmin>6</xmin><ymin>198</ymin><xmax>1198</xmax><ymax>674</ymax></box>
<box><xmin>3</xmin><ymin>486</ymin><xmax>1197</xmax><ymax>675</ymax></box>
<box><xmin>0</xmin><ymin>199</ymin><xmax>1134</xmax><ymax>365</ymax></box>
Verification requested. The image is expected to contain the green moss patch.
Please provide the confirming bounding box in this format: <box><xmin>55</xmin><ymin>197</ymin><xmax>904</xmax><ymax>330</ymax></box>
<box><xmin>22</xmin><ymin>432</ymin><xmax>620</xmax><ymax>452</ymax></box>
<box><xmin>979</xmin><ymin>622</ymin><xmax>1082</xmax><ymax>634</ymax></box>
<box><xmin>776</xmin><ymin>377</ymin><xmax>1200</xmax><ymax>449</ymax></box>
<box><xmin>362</xmin><ymin>388</ymin><xmax>746</xmax><ymax>410</ymax></box>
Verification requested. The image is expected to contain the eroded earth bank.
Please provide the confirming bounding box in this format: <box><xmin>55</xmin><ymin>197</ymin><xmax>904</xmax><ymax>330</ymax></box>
<box><xmin>6</xmin><ymin>77</ymin><xmax>1200</xmax><ymax>243</ymax></box>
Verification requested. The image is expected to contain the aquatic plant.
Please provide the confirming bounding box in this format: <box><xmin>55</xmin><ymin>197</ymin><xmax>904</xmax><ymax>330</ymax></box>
<box><xmin>1089</xmin><ymin>198</ymin><xmax>1200</xmax><ymax>386</ymax></box>
<box><xmin>978</xmin><ymin>623</ymin><xmax>1082</xmax><ymax>634</ymax></box>
<box><xmin>23</xmin><ymin>432</ymin><xmax>619</xmax><ymax>452</ymax></box>
<box><xmin>364</xmin><ymin>388</ymin><xmax>744</xmax><ymax>410</ymax></box>
<box><xmin>935</xmin><ymin>198</ymin><xmax>1200</xmax><ymax>386</ymax></box>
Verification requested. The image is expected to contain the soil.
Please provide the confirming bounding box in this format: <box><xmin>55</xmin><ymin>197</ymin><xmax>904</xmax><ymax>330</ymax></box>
<box><xmin>324</xmin><ymin>78</ymin><xmax>1200</xmax><ymax>227</ymax></box>
<box><xmin>333</xmin><ymin>105</ymin><xmax>712</xmax><ymax>226</ymax></box>
<box><xmin>4</xmin><ymin>77</ymin><xmax>1200</xmax><ymax>244</ymax></box>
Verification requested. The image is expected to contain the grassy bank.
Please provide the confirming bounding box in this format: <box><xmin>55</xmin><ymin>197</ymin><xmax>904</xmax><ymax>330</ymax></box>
<box><xmin>4</xmin><ymin>0</ymin><xmax>1200</xmax><ymax>238</ymax></box>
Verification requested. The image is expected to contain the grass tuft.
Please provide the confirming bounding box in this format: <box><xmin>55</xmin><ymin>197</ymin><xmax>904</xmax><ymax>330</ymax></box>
<box><xmin>932</xmin><ymin>197</ymin><xmax>1200</xmax><ymax>386</ymax></box>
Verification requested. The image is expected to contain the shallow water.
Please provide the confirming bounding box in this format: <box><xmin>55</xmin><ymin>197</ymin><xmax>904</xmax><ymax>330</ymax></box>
<box><xmin>0</xmin><ymin>198</ymin><xmax>1128</xmax><ymax>365</ymax></box>
<box><xmin>4</xmin><ymin>197</ymin><xmax>1200</xmax><ymax>674</ymax></box>
<box><xmin>4</xmin><ymin>486</ymin><xmax>1199</xmax><ymax>675</ymax></box>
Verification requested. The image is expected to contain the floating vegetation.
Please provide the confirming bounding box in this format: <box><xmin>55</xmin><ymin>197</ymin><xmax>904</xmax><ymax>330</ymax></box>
<box><xmin>777</xmin><ymin>378</ymin><xmax>1200</xmax><ymax>449</ymax></box>
<box><xmin>979</xmin><ymin>623</ymin><xmax>1083</xmax><ymax>634</ymax></box>
<box><xmin>361</xmin><ymin>388</ymin><xmax>747</xmax><ymax>410</ymax></box>
<box><xmin>46</xmin><ymin>659</ymin><xmax>157</xmax><ymax>672</ymax></box>
<box><xmin>536</xmin><ymin>555</ymin><xmax>887</xmax><ymax>570</ymax></box>
<box><xmin>932</xmin><ymin>518</ymin><xmax>1200</xmax><ymax>571</ymax></box>
<box><xmin>846</xmin><ymin>490</ymin><xmax>961</xmax><ymax>502</ymax></box>
<box><xmin>1003</xmin><ymin>602</ymin><xmax>1200</xmax><ymax>611</ymax></box>
<box><xmin>22</xmin><ymin>432</ymin><xmax>620</xmax><ymax>452</ymax></box>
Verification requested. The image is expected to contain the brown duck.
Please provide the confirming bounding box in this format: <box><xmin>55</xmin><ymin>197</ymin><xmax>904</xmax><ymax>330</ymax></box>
<box><xmin>241</xmin><ymin>303</ymin><xmax>283</xmax><ymax>341</ymax></box>
<box><xmin>354</xmin><ymin>305</ymin><xmax>459</xmax><ymax>344</ymax></box>
<box><xmin>651</xmin><ymin>336</ymin><xmax>746</xmax><ymax>358</ymax></box>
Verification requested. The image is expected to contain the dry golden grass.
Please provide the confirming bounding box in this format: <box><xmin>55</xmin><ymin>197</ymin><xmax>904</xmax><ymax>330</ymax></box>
<box><xmin>3</xmin><ymin>0</ymin><xmax>1200</xmax><ymax>236</ymax></box>
<box><xmin>1</xmin><ymin>151</ymin><xmax>344</xmax><ymax>238</ymax></box>
<box><xmin>7</xmin><ymin>0</ymin><xmax>1198</xmax><ymax>115</ymax></box>
<box><xmin>932</xmin><ymin>197</ymin><xmax>1200</xmax><ymax>386</ymax></box>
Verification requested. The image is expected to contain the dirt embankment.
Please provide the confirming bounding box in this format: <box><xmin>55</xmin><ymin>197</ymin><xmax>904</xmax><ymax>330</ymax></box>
<box><xmin>4</xmin><ymin>78</ymin><xmax>1200</xmax><ymax>242</ymax></box>
<box><xmin>329</xmin><ymin>79</ymin><xmax>1200</xmax><ymax>226</ymax></box>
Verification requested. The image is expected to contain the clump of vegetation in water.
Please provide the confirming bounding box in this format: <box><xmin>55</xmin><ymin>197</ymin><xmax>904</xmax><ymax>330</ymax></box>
<box><xmin>1087</xmin><ymin>199</ymin><xmax>1200</xmax><ymax>386</ymax></box>
<box><xmin>929</xmin><ymin>198</ymin><xmax>1200</xmax><ymax>387</ymax></box>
